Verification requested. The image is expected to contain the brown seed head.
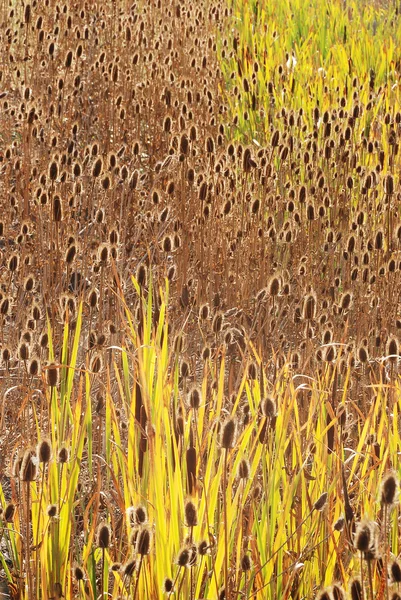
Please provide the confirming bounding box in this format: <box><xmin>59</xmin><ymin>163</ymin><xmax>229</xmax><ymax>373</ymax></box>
<box><xmin>221</xmin><ymin>418</ymin><xmax>236</xmax><ymax>449</ymax></box>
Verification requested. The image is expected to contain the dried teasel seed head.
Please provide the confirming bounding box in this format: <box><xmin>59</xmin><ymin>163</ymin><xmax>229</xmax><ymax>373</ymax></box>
<box><xmin>136</xmin><ymin>264</ymin><xmax>148</xmax><ymax>288</ymax></box>
<box><xmin>20</xmin><ymin>448</ymin><xmax>38</xmax><ymax>482</ymax></box>
<box><xmin>313</xmin><ymin>492</ymin><xmax>328</xmax><ymax>511</ymax></box>
<box><xmin>260</xmin><ymin>396</ymin><xmax>277</xmax><ymax>418</ymax></box>
<box><xmin>57</xmin><ymin>446</ymin><xmax>69</xmax><ymax>464</ymax></box>
<box><xmin>163</xmin><ymin>578</ymin><xmax>174</xmax><ymax>593</ymax></box>
<box><xmin>46</xmin><ymin>363</ymin><xmax>59</xmax><ymax>387</ymax></box>
<box><xmin>221</xmin><ymin>418</ymin><xmax>236</xmax><ymax>449</ymax></box>
<box><xmin>177</xmin><ymin>547</ymin><xmax>190</xmax><ymax>567</ymax></box>
<box><xmin>4</xmin><ymin>503</ymin><xmax>15</xmax><ymax>522</ymax></box>
<box><xmin>333</xmin><ymin>516</ymin><xmax>345</xmax><ymax>531</ymax></box>
<box><xmin>380</xmin><ymin>471</ymin><xmax>399</xmax><ymax>506</ymax></box>
<box><xmin>97</xmin><ymin>523</ymin><xmax>110</xmax><ymax>549</ymax></box>
<box><xmin>354</xmin><ymin>519</ymin><xmax>373</xmax><ymax>553</ymax></box>
<box><xmin>303</xmin><ymin>292</ymin><xmax>317</xmax><ymax>320</ymax></box>
<box><xmin>37</xmin><ymin>439</ymin><xmax>52</xmax><ymax>463</ymax></box>
<box><xmin>387</xmin><ymin>337</ymin><xmax>399</xmax><ymax>362</ymax></box>
<box><xmin>241</xmin><ymin>554</ymin><xmax>252</xmax><ymax>571</ymax></box>
<box><xmin>391</xmin><ymin>561</ymin><xmax>401</xmax><ymax>583</ymax></box>
<box><xmin>198</xmin><ymin>540</ymin><xmax>208</xmax><ymax>555</ymax></box>
<box><xmin>134</xmin><ymin>505</ymin><xmax>148</xmax><ymax>526</ymax></box>
<box><xmin>188</xmin><ymin>387</ymin><xmax>201</xmax><ymax>410</ymax></box>
<box><xmin>47</xmin><ymin>504</ymin><xmax>58</xmax><ymax>518</ymax></box>
<box><xmin>237</xmin><ymin>458</ymin><xmax>250</xmax><ymax>480</ymax></box>
<box><xmin>123</xmin><ymin>560</ymin><xmax>136</xmax><ymax>577</ymax></box>
<box><xmin>136</xmin><ymin>527</ymin><xmax>151</xmax><ymax>555</ymax></box>
<box><xmin>185</xmin><ymin>500</ymin><xmax>198</xmax><ymax>527</ymax></box>
<box><xmin>212</xmin><ymin>311</ymin><xmax>224</xmax><ymax>334</ymax></box>
<box><xmin>349</xmin><ymin>579</ymin><xmax>363</xmax><ymax>600</ymax></box>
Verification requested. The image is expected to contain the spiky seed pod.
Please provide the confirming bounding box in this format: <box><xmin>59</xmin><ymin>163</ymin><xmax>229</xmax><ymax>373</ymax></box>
<box><xmin>332</xmin><ymin>584</ymin><xmax>346</xmax><ymax>600</ymax></box>
<box><xmin>188</xmin><ymin>387</ymin><xmax>201</xmax><ymax>410</ymax></box>
<box><xmin>316</xmin><ymin>591</ymin><xmax>331</xmax><ymax>600</ymax></box>
<box><xmin>387</xmin><ymin>337</ymin><xmax>399</xmax><ymax>361</ymax></box>
<box><xmin>137</xmin><ymin>264</ymin><xmax>148</xmax><ymax>287</ymax></box>
<box><xmin>46</xmin><ymin>363</ymin><xmax>59</xmax><ymax>387</ymax></box>
<box><xmin>136</xmin><ymin>528</ymin><xmax>151</xmax><ymax>555</ymax></box>
<box><xmin>349</xmin><ymin>579</ymin><xmax>363</xmax><ymax>600</ymax></box>
<box><xmin>381</xmin><ymin>471</ymin><xmax>399</xmax><ymax>506</ymax></box>
<box><xmin>174</xmin><ymin>333</ymin><xmax>184</xmax><ymax>354</ymax></box>
<box><xmin>123</xmin><ymin>560</ymin><xmax>136</xmax><ymax>577</ymax></box>
<box><xmin>313</xmin><ymin>492</ymin><xmax>328</xmax><ymax>511</ymax></box>
<box><xmin>237</xmin><ymin>459</ymin><xmax>250</xmax><ymax>480</ymax></box>
<box><xmin>340</xmin><ymin>292</ymin><xmax>353</xmax><ymax>311</ymax></box>
<box><xmin>241</xmin><ymin>554</ymin><xmax>252</xmax><ymax>571</ymax></box>
<box><xmin>57</xmin><ymin>447</ymin><xmax>69</xmax><ymax>464</ymax></box>
<box><xmin>271</xmin><ymin>129</ymin><xmax>280</xmax><ymax>147</ymax></box>
<box><xmin>135</xmin><ymin>506</ymin><xmax>147</xmax><ymax>525</ymax></box>
<box><xmin>261</xmin><ymin>396</ymin><xmax>276</xmax><ymax>418</ymax></box>
<box><xmin>198</xmin><ymin>540</ymin><xmax>208</xmax><ymax>556</ymax></box>
<box><xmin>212</xmin><ymin>311</ymin><xmax>224</xmax><ymax>334</ymax></box>
<box><xmin>163</xmin><ymin>578</ymin><xmax>174</xmax><ymax>593</ymax></box>
<box><xmin>8</xmin><ymin>255</ymin><xmax>19</xmax><ymax>272</ymax></box>
<box><xmin>92</xmin><ymin>157</ymin><xmax>103</xmax><ymax>178</ymax></box>
<box><xmin>391</xmin><ymin>561</ymin><xmax>401</xmax><ymax>583</ymax></box>
<box><xmin>221</xmin><ymin>419</ymin><xmax>236</xmax><ymax>449</ymax></box>
<box><xmin>47</xmin><ymin>504</ymin><xmax>58</xmax><ymax>517</ymax></box>
<box><xmin>4</xmin><ymin>503</ymin><xmax>15</xmax><ymax>522</ymax></box>
<box><xmin>180</xmin><ymin>360</ymin><xmax>189</xmax><ymax>378</ymax></box>
<box><xmin>65</xmin><ymin>245</ymin><xmax>76</xmax><ymax>264</ymax></box>
<box><xmin>354</xmin><ymin>520</ymin><xmax>372</xmax><ymax>553</ymax></box>
<box><xmin>28</xmin><ymin>358</ymin><xmax>40</xmax><ymax>376</ymax></box>
<box><xmin>177</xmin><ymin>548</ymin><xmax>190</xmax><ymax>567</ymax></box>
<box><xmin>49</xmin><ymin>161</ymin><xmax>58</xmax><ymax>181</ymax></box>
<box><xmin>97</xmin><ymin>523</ymin><xmax>110</xmax><ymax>549</ymax></box>
<box><xmin>384</xmin><ymin>174</ymin><xmax>394</xmax><ymax>195</ymax></box>
<box><xmin>37</xmin><ymin>439</ymin><xmax>52</xmax><ymax>463</ymax></box>
<box><xmin>248</xmin><ymin>362</ymin><xmax>257</xmax><ymax>379</ymax></box>
<box><xmin>268</xmin><ymin>276</ymin><xmax>280</xmax><ymax>297</ymax></box>
<box><xmin>74</xmin><ymin>567</ymin><xmax>84</xmax><ymax>581</ymax></box>
<box><xmin>199</xmin><ymin>303</ymin><xmax>209</xmax><ymax>321</ymax></box>
<box><xmin>333</xmin><ymin>516</ymin><xmax>345</xmax><ymax>531</ymax></box>
<box><xmin>303</xmin><ymin>293</ymin><xmax>317</xmax><ymax>320</ymax></box>
<box><xmin>129</xmin><ymin>529</ymin><xmax>138</xmax><ymax>546</ymax></box>
<box><xmin>185</xmin><ymin>501</ymin><xmax>198</xmax><ymax>527</ymax></box>
<box><xmin>20</xmin><ymin>449</ymin><xmax>38</xmax><ymax>482</ymax></box>
<box><xmin>358</xmin><ymin>345</ymin><xmax>369</xmax><ymax>364</ymax></box>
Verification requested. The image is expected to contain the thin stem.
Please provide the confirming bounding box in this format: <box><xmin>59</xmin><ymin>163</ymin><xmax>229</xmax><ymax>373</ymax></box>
<box><xmin>132</xmin><ymin>555</ymin><xmax>144</xmax><ymax>600</ymax></box>
<box><xmin>223</xmin><ymin>448</ymin><xmax>229</xmax><ymax>599</ymax></box>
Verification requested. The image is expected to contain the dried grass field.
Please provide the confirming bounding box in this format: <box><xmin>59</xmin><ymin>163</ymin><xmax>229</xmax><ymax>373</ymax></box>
<box><xmin>1</xmin><ymin>0</ymin><xmax>401</xmax><ymax>598</ymax></box>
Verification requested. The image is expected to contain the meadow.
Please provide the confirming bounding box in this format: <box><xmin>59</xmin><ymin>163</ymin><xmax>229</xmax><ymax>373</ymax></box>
<box><xmin>0</xmin><ymin>0</ymin><xmax>401</xmax><ymax>598</ymax></box>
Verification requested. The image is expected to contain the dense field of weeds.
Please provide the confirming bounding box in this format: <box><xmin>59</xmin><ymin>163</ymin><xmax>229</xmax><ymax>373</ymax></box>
<box><xmin>1</xmin><ymin>0</ymin><xmax>401</xmax><ymax>599</ymax></box>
